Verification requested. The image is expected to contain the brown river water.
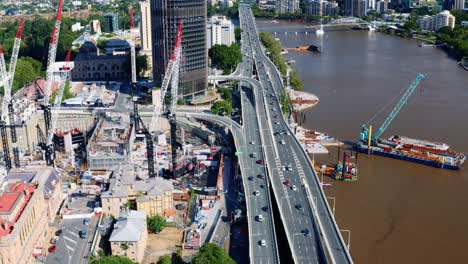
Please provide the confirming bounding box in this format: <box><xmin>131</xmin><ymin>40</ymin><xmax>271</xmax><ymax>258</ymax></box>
<box><xmin>256</xmin><ymin>19</ymin><xmax>468</xmax><ymax>264</ymax></box>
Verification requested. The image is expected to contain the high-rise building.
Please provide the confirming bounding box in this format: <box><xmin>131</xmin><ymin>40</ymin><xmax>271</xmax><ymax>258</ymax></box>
<box><xmin>345</xmin><ymin>0</ymin><xmax>366</xmax><ymax>16</ymax></box>
<box><xmin>376</xmin><ymin>0</ymin><xmax>389</xmax><ymax>13</ymax></box>
<box><xmin>150</xmin><ymin>0</ymin><xmax>208</xmax><ymax>100</ymax></box>
<box><xmin>305</xmin><ymin>0</ymin><xmax>340</xmax><ymax>16</ymax></box>
<box><xmin>140</xmin><ymin>0</ymin><xmax>152</xmax><ymax>54</ymax></box>
<box><xmin>453</xmin><ymin>0</ymin><xmax>468</xmax><ymax>9</ymax></box>
<box><xmin>276</xmin><ymin>0</ymin><xmax>300</xmax><ymax>14</ymax></box>
<box><xmin>207</xmin><ymin>16</ymin><xmax>235</xmax><ymax>49</ymax></box>
<box><xmin>417</xmin><ymin>10</ymin><xmax>456</xmax><ymax>31</ymax></box>
<box><xmin>139</xmin><ymin>0</ymin><xmax>152</xmax><ymax>77</ymax></box>
<box><xmin>305</xmin><ymin>0</ymin><xmax>323</xmax><ymax>15</ymax></box>
<box><xmin>103</xmin><ymin>13</ymin><xmax>120</xmax><ymax>32</ymax></box>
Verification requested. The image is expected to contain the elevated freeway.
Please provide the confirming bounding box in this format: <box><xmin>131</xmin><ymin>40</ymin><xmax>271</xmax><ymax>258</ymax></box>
<box><xmin>240</xmin><ymin>3</ymin><xmax>353</xmax><ymax>264</ymax></box>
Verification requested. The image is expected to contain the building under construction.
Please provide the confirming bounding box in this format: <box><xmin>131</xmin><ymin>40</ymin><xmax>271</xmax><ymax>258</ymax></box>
<box><xmin>87</xmin><ymin>112</ymin><xmax>134</xmax><ymax>170</ymax></box>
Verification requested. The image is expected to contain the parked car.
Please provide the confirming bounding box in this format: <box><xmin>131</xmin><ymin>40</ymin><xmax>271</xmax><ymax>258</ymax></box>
<box><xmin>48</xmin><ymin>245</ymin><xmax>56</xmax><ymax>253</ymax></box>
<box><xmin>79</xmin><ymin>229</ymin><xmax>87</xmax><ymax>239</ymax></box>
<box><xmin>50</xmin><ymin>236</ymin><xmax>60</xmax><ymax>244</ymax></box>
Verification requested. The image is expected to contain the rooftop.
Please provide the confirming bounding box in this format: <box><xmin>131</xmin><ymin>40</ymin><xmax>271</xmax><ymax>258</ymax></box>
<box><xmin>101</xmin><ymin>165</ymin><xmax>174</xmax><ymax>199</ymax></box>
<box><xmin>7</xmin><ymin>167</ymin><xmax>60</xmax><ymax>199</ymax></box>
<box><xmin>109</xmin><ymin>210</ymin><xmax>146</xmax><ymax>242</ymax></box>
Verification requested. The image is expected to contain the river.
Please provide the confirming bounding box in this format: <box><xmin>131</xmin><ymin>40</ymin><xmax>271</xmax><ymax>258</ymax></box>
<box><xmin>256</xmin><ymin>19</ymin><xmax>468</xmax><ymax>264</ymax></box>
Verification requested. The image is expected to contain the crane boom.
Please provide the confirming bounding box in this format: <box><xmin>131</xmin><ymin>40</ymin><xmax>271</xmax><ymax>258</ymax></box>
<box><xmin>7</xmin><ymin>19</ymin><xmax>24</xmax><ymax>95</ymax></box>
<box><xmin>0</xmin><ymin>47</ymin><xmax>10</xmax><ymax>120</ymax></box>
<box><xmin>150</xmin><ymin>19</ymin><xmax>183</xmax><ymax>132</ymax></box>
<box><xmin>43</xmin><ymin>0</ymin><xmax>64</xmax><ymax>105</ymax></box>
<box><xmin>361</xmin><ymin>73</ymin><xmax>427</xmax><ymax>142</ymax></box>
<box><xmin>47</xmin><ymin>50</ymin><xmax>71</xmax><ymax>145</ymax></box>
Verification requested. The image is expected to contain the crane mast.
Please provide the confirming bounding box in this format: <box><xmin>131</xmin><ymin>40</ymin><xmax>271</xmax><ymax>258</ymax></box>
<box><xmin>0</xmin><ymin>47</ymin><xmax>11</xmax><ymax>169</ymax></box>
<box><xmin>7</xmin><ymin>19</ymin><xmax>24</xmax><ymax>168</ymax></box>
<box><xmin>361</xmin><ymin>73</ymin><xmax>427</xmax><ymax>143</ymax></box>
<box><xmin>149</xmin><ymin>19</ymin><xmax>183</xmax><ymax>178</ymax></box>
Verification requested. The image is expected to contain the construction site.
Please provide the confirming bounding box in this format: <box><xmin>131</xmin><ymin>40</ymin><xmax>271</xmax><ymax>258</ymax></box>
<box><xmin>0</xmin><ymin>1</ymin><xmax>245</xmax><ymax>262</ymax></box>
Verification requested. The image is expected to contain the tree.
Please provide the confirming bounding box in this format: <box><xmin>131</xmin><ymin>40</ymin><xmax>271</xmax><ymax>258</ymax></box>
<box><xmin>211</xmin><ymin>100</ymin><xmax>232</xmax><ymax>116</ymax></box>
<box><xmin>90</xmin><ymin>255</ymin><xmax>136</xmax><ymax>264</ymax></box>
<box><xmin>147</xmin><ymin>215</ymin><xmax>166</xmax><ymax>233</ymax></box>
<box><xmin>209</xmin><ymin>44</ymin><xmax>242</xmax><ymax>74</ymax></box>
<box><xmin>192</xmin><ymin>243</ymin><xmax>235</xmax><ymax>264</ymax></box>
<box><xmin>10</xmin><ymin>57</ymin><xmax>43</xmax><ymax>93</ymax></box>
<box><xmin>157</xmin><ymin>255</ymin><xmax>172</xmax><ymax>264</ymax></box>
<box><xmin>234</xmin><ymin>27</ymin><xmax>242</xmax><ymax>42</ymax></box>
<box><xmin>136</xmin><ymin>54</ymin><xmax>149</xmax><ymax>78</ymax></box>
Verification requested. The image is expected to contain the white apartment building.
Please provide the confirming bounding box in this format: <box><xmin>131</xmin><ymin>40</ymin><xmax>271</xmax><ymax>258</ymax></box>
<box><xmin>207</xmin><ymin>16</ymin><xmax>235</xmax><ymax>49</ymax></box>
<box><xmin>276</xmin><ymin>0</ymin><xmax>300</xmax><ymax>14</ymax></box>
<box><xmin>417</xmin><ymin>10</ymin><xmax>455</xmax><ymax>31</ymax></box>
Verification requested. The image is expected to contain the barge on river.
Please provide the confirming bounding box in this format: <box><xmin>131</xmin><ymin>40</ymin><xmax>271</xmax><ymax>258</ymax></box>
<box><xmin>357</xmin><ymin>73</ymin><xmax>465</xmax><ymax>170</ymax></box>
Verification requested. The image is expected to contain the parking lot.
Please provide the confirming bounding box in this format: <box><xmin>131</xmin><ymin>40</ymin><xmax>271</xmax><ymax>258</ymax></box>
<box><xmin>45</xmin><ymin>217</ymin><xmax>99</xmax><ymax>264</ymax></box>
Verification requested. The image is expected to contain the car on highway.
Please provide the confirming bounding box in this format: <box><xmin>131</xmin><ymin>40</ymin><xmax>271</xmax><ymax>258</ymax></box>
<box><xmin>296</xmin><ymin>204</ymin><xmax>303</xmax><ymax>211</ymax></box>
<box><xmin>303</xmin><ymin>229</ymin><xmax>310</xmax><ymax>237</ymax></box>
<box><xmin>48</xmin><ymin>245</ymin><xmax>56</xmax><ymax>253</ymax></box>
<box><xmin>284</xmin><ymin>179</ymin><xmax>290</xmax><ymax>187</ymax></box>
<box><xmin>251</xmin><ymin>152</ymin><xmax>257</xmax><ymax>158</ymax></box>
<box><xmin>248</xmin><ymin>176</ymin><xmax>254</xmax><ymax>181</ymax></box>
<box><xmin>250</xmin><ymin>141</ymin><xmax>255</xmax><ymax>145</ymax></box>
<box><xmin>280</xmin><ymin>139</ymin><xmax>285</xmax><ymax>144</ymax></box>
<box><xmin>257</xmin><ymin>174</ymin><xmax>265</xmax><ymax>179</ymax></box>
<box><xmin>260</xmin><ymin>184</ymin><xmax>265</xmax><ymax>189</ymax></box>
<box><xmin>253</xmin><ymin>190</ymin><xmax>260</xmax><ymax>196</ymax></box>
<box><xmin>291</xmin><ymin>185</ymin><xmax>297</xmax><ymax>191</ymax></box>
<box><xmin>275</xmin><ymin>122</ymin><xmax>280</xmax><ymax>125</ymax></box>
<box><xmin>256</xmin><ymin>159</ymin><xmax>264</xmax><ymax>165</ymax></box>
<box><xmin>259</xmin><ymin>239</ymin><xmax>267</xmax><ymax>247</ymax></box>
<box><xmin>262</xmin><ymin>206</ymin><xmax>269</xmax><ymax>212</ymax></box>
<box><xmin>55</xmin><ymin>230</ymin><xmax>62</xmax><ymax>236</ymax></box>
<box><xmin>256</xmin><ymin>214</ymin><xmax>264</xmax><ymax>222</ymax></box>
<box><xmin>83</xmin><ymin>218</ymin><xmax>90</xmax><ymax>226</ymax></box>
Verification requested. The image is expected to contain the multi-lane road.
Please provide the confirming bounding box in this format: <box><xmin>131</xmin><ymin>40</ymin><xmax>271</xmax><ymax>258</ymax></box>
<box><xmin>239</xmin><ymin>4</ymin><xmax>353</xmax><ymax>264</ymax></box>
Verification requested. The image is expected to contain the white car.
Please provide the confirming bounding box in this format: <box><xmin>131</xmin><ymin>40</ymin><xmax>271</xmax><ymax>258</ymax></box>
<box><xmin>280</xmin><ymin>140</ymin><xmax>286</xmax><ymax>144</ymax></box>
<box><xmin>253</xmin><ymin>190</ymin><xmax>260</xmax><ymax>196</ymax></box>
<box><xmin>291</xmin><ymin>185</ymin><xmax>297</xmax><ymax>191</ymax></box>
<box><xmin>257</xmin><ymin>214</ymin><xmax>264</xmax><ymax>222</ymax></box>
<box><xmin>259</xmin><ymin>239</ymin><xmax>267</xmax><ymax>247</ymax></box>
<box><xmin>250</xmin><ymin>141</ymin><xmax>255</xmax><ymax>145</ymax></box>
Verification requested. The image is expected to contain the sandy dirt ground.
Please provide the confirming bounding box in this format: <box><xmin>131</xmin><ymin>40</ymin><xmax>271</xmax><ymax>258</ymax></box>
<box><xmin>142</xmin><ymin>227</ymin><xmax>184</xmax><ymax>264</ymax></box>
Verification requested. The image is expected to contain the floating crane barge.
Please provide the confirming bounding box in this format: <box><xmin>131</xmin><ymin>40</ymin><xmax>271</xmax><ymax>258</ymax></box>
<box><xmin>357</xmin><ymin>73</ymin><xmax>465</xmax><ymax>170</ymax></box>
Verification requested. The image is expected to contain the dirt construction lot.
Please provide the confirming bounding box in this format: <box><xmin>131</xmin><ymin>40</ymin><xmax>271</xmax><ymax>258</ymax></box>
<box><xmin>142</xmin><ymin>227</ymin><xmax>184</xmax><ymax>264</ymax></box>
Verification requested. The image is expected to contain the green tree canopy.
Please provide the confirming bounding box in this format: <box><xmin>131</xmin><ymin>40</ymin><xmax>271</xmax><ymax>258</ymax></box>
<box><xmin>90</xmin><ymin>255</ymin><xmax>136</xmax><ymax>264</ymax></box>
<box><xmin>157</xmin><ymin>255</ymin><xmax>172</xmax><ymax>264</ymax></box>
<box><xmin>211</xmin><ymin>100</ymin><xmax>232</xmax><ymax>116</ymax></box>
<box><xmin>147</xmin><ymin>215</ymin><xmax>166</xmax><ymax>233</ymax></box>
<box><xmin>9</xmin><ymin>57</ymin><xmax>43</xmax><ymax>93</ymax></box>
<box><xmin>209</xmin><ymin>44</ymin><xmax>242</xmax><ymax>74</ymax></box>
<box><xmin>192</xmin><ymin>243</ymin><xmax>235</xmax><ymax>264</ymax></box>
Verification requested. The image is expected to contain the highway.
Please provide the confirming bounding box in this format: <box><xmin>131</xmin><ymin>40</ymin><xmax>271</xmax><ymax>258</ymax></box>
<box><xmin>239</xmin><ymin>4</ymin><xmax>353</xmax><ymax>264</ymax></box>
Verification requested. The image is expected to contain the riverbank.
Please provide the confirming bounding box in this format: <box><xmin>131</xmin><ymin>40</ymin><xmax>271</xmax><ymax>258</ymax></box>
<box><xmin>257</xmin><ymin>19</ymin><xmax>468</xmax><ymax>264</ymax></box>
<box><xmin>378</xmin><ymin>27</ymin><xmax>466</xmax><ymax>63</ymax></box>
